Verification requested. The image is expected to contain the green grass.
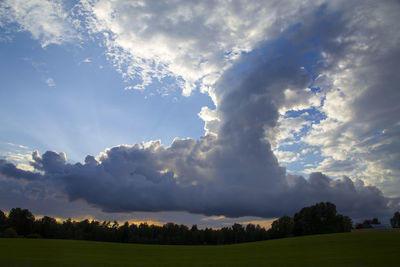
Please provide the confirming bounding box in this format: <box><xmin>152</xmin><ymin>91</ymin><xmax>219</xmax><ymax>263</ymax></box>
<box><xmin>1</xmin><ymin>231</ymin><xmax>399</xmax><ymax>266</ymax></box>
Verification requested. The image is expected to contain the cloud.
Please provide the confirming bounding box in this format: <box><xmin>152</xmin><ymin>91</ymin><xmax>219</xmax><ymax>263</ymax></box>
<box><xmin>2</xmin><ymin>2</ymin><xmax>399</xmax><ymax>220</ymax></box>
<box><xmin>0</xmin><ymin>159</ymin><xmax>41</xmax><ymax>181</ymax></box>
<box><xmin>300</xmin><ymin>0</ymin><xmax>400</xmax><ymax>197</ymax></box>
<box><xmin>301</xmin><ymin>148</ymin><xmax>314</xmax><ymax>155</ymax></box>
<box><xmin>0</xmin><ymin>0</ymin><xmax>78</xmax><ymax>47</ymax></box>
<box><xmin>4</xmin><ymin>142</ymin><xmax>29</xmax><ymax>149</ymax></box>
<box><xmin>201</xmin><ymin>216</ymin><xmax>276</xmax><ymax>229</ymax></box>
<box><xmin>1</xmin><ymin>148</ymin><xmax>394</xmax><ymax>220</ymax></box>
<box><xmin>278</xmin><ymin>88</ymin><xmax>322</xmax><ymax>115</ymax></box>
<box><xmin>273</xmin><ymin>150</ymin><xmax>300</xmax><ymax>163</ymax></box>
<box><xmin>276</xmin><ymin>115</ymin><xmax>312</xmax><ymax>146</ymax></box>
<box><xmin>0</xmin><ymin>143</ymin><xmax>33</xmax><ymax>171</ymax></box>
<box><xmin>77</xmin><ymin>0</ymin><xmax>321</xmax><ymax>96</ymax></box>
<box><xmin>0</xmin><ymin>1</ymin><xmax>399</xmax><ymax>222</ymax></box>
<box><xmin>45</xmin><ymin>77</ymin><xmax>56</xmax><ymax>87</ymax></box>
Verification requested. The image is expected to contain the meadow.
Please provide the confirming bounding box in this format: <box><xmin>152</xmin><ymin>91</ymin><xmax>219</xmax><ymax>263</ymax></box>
<box><xmin>1</xmin><ymin>231</ymin><xmax>399</xmax><ymax>266</ymax></box>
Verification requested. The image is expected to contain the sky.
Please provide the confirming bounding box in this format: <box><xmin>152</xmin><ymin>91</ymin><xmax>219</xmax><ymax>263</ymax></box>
<box><xmin>0</xmin><ymin>0</ymin><xmax>399</xmax><ymax>227</ymax></box>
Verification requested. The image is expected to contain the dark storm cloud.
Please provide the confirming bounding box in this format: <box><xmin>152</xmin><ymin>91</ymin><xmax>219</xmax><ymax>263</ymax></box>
<box><xmin>1</xmin><ymin>147</ymin><xmax>391</xmax><ymax>219</ymax></box>
<box><xmin>0</xmin><ymin>159</ymin><xmax>41</xmax><ymax>180</ymax></box>
<box><xmin>1</xmin><ymin>1</ymin><xmax>399</xmax><ymax>220</ymax></box>
<box><xmin>286</xmin><ymin>173</ymin><xmax>390</xmax><ymax>219</ymax></box>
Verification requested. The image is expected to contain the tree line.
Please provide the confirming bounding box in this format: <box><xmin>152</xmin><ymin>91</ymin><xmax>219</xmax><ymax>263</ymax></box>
<box><xmin>0</xmin><ymin>208</ymin><xmax>269</xmax><ymax>245</ymax></box>
<box><xmin>1</xmin><ymin>202</ymin><xmax>396</xmax><ymax>245</ymax></box>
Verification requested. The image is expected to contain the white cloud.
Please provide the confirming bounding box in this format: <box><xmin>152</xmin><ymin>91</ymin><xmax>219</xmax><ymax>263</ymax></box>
<box><xmin>4</xmin><ymin>142</ymin><xmax>29</xmax><ymax>149</ymax></box>
<box><xmin>276</xmin><ymin>115</ymin><xmax>311</xmax><ymax>146</ymax></box>
<box><xmin>301</xmin><ymin>148</ymin><xmax>314</xmax><ymax>155</ymax></box>
<box><xmin>279</xmin><ymin>88</ymin><xmax>322</xmax><ymax>115</ymax></box>
<box><xmin>0</xmin><ymin>142</ymin><xmax>32</xmax><ymax>167</ymax></box>
<box><xmin>45</xmin><ymin>77</ymin><xmax>56</xmax><ymax>87</ymax></box>
<box><xmin>300</xmin><ymin>1</ymin><xmax>400</xmax><ymax>196</ymax></box>
<box><xmin>303</xmin><ymin>157</ymin><xmax>361</xmax><ymax>177</ymax></box>
<box><xmin>198</xmin><ymin>106</ymin><xmax>220</xmax><ymax>136</ymax></box>
<box><xmin>78</xmin><ymin>0</ymin><xmax>320</xmax><ymax>96</ymax></box>
<box><xmin>273</xmin><ymin>150</ymin><xmax>300</xmax><ymax>163</ymax></box>
<box><xmin>0</xmin><ymin>0</ymin><xmax>78</xmax><ymax>47</ymax></box>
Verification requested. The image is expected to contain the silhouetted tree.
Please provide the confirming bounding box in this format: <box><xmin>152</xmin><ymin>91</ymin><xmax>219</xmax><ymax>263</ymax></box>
<box><xmin>117</xmin><ymin>222</ymin><xmax>130</xmax><ymax>243</ymax></box>
<box><xmin>61</xmin><ymin>218</ymin><xmax>74</xmax><ymax>239</ymax></box>
<box><xmin>334</xmin><ymin>214</ymin><xmax>353</xmax><ymax>232</ymax></box>
<box><xmin>390</xmin><ymin>211</ymin><xmax>400</xmax><ymax>228</ymax></box>
<box><xmin>36</xmin><ymin>216</ymin><xmax>59</xmax><ymax>238</ymax></box>
<box><xmin>364</xmin><ymin>218</ymin><xmax>380</xmax><ymax>225</ymax></box>
<box><xmin>190</xmin><ymin>224</ymin><xmax>201</xmax><ymax>244</ymax></box>
<box><xmin>293</xmin><ymin>202</ymin><xmax>352</xmax><ymax>236</ymax></box>
<box><xmin>245</xmin><ymin>223</ymin><xmax>256</xmax><ymax>242</ymax></box>
<box><xmin>0</xmin><ymin>210</ymin><xmax>7</xmax><ymax>232</ymax></box>
<box><xmin>1</xmin><ymin>205</ymin><xmax>352</xmax><ymax>244</ymax></box>
<box><xmin>358</xmin><ymin>218</ymin><xmax>381</xmax><ymax>228</ymax></box>
<box><xmin>254</xmin><ymin>224</ymin><xmax>268</xmax><ymax>241</ymax></box>
<box><xmin>268</xmin><ymin>216</ymin><xmax>294</xmax><ymax>238</ymax></box>
<box><xmin>232</xmin><ymin>223</ymin><xmax>246</xmax><ymax>243</ymax></box>
<box><xmin>7</xmin><ymin>208</ymin><xmax>35</xmax><ymax>236</ymax></box>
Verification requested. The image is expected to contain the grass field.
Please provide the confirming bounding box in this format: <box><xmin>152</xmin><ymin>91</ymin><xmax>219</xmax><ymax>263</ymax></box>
<box><xmin>1</xmin><ymin>231</ymin><xmax>399</xmax><ymax>266</ymax></box>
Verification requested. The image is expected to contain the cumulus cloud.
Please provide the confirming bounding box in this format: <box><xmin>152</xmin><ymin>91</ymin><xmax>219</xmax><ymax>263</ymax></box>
<box><xmin>275</xmin><ymin>115</ymin><xmax>312</xmax><ymax>147</ymax></box>
<box><xmin>300</xmin><ymin>0</ymin><xmax>400</xmax><ymax>197</ymax></box>
<box><xmin>1</xmin><ymin>0</ymin><xmax>399</xmax><ymax>221</ymax></box>
<box><xmin>0</xmin><ymin>159</ymin><xmax>41</xmax><ymax>181</ymax></box>
<box><xmin>278</xmin><ymin>88</ymin><xmax>322</xmax><ymax>115</ymax></box>
<box><xmin>0</xmin><ymin>148</ymin><xmax>393</xmax><ymax>220</ymax></box>
<box><xmin>77</xmin><ymin>0</ymin><xmax>322</xmax><ymax>95</ymax></box>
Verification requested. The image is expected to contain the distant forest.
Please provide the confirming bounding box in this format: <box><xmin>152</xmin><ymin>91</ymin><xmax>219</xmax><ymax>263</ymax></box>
<box><xmin>0</xmin><ymin>202</ymin><xmax>380</xmax><ymax>245</ymax></box>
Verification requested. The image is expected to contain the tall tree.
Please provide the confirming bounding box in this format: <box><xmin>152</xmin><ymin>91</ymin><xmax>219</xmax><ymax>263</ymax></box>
<box><xmin>8</xmin><ymin>208</ymin><xmax>35</xmax><ymax>236</ymax></box>
<box><xmin>268</xmin><ymin>216</ymin><xmax>294</xmax><ymax>238</ymax></box>
<box><xmin>390</xmin><ymin>211</ymin><xmax>400</xmax><ymax>228</ymax></box>
<box><xmin>361</xmin><ymin>218</ymin><xmax>381</xmax><ymax>227</ymax></box>
<box><xmin>293</xmin><ymin>202</ymin><xmax>352</xmax><ymax>236</ymax></box>
<box><xmin>245</xmin><ymin>224</ymin><xmax>256</xmax><ymax>242</ymax></box>
<box><xmin>0</xmin><ymin>210</ymin><xmax>7</xmax><ymax>232</ymax></box>
<box><xmin>37</xmin><ymin>216</ymin><xmax>59</xmax><ymax>238</ymax></box>
<box><xmin>231</xmin><ymin>223</ymin><xmax>246</xmax><ymax>243</ymax></box>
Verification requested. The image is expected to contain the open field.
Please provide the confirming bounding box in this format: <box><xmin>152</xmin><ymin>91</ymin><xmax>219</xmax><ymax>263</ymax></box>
<box><xmin>1</xmin><ymin>231</ymin><xmax>399</xmax><ymax>266</ymax></box>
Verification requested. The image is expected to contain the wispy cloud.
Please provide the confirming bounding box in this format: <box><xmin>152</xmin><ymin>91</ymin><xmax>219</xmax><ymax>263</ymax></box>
<box><xmin>5</xmin><ymin>142</ymin><xmax>29</xmax><ymax>149</ymax></box>
<box><xmin>201</xmin><ymin>216</ymin><xmax>227</xmax><ymax>222</ymax></box>
<box><xmin>0</xmin><ymin>0</ymin><xmax>78</xmax><ymax>47</ymax></box>
<box><xmin>45</xmin><ymin>77</ymin><xmax>56</xmax><ymax>87</ymax></box>
<box><xmin>78</xmin><ymin>0</ymin><xmax>316</xmax><ymax>96</ymax></box>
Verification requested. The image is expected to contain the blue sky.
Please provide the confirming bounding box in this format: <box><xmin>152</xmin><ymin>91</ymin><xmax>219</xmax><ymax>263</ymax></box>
<box><xmin>0</xmin><ymin>0</ymin><xmax>399</xmax><ymax>227</ymax></box>
<box><xmin>0</xmin><ymin>29</ymin><xmax>214</xmax><ymax>163</ymax></box>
